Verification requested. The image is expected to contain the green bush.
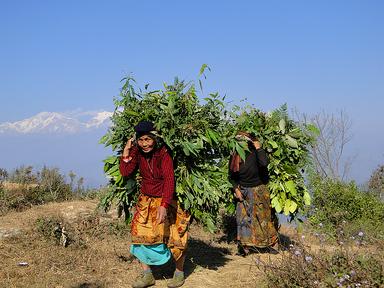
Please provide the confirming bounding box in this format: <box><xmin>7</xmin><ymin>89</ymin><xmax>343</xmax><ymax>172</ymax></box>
<box><xmin>0</xmin><ymin>185</ymin><xmax>40</xmax><ymax>214</ymax></box>
<box><xmin>369</xmin><ymin>165</ymin><xmax>384</xmax><ymax>200</ymax></box>
<box><xmin>308</xmin><ymin>177</ymin><xmax>384</xmax><ymax>241</ymax></box>
<box><xmin>35</xmin><ymin>216</ymin><xmax>64</xmax><ymax>244</ymax></box>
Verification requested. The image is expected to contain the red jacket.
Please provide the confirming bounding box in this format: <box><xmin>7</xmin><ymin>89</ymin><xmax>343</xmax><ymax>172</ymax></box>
<box><xmin>119</xmin><ymin>145</ymin><xmax>175</xmax><ymax>208</ymax></box>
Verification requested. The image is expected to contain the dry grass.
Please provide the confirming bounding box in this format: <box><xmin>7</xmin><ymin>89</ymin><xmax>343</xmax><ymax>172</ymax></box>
<box><xmin>0</xmin><ymin>200</ymin><xmax>297</xmax><ymax>288</ymax></box>
<box><xmin>2</xmin><ymin>182</ymin><xmax>38</xmax><ymax>191</ymax></box>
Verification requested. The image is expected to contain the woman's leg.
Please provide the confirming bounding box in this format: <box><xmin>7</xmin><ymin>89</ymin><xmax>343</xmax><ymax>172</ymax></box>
<box><xmin>236</xmin><ymin>187</ymin><xmax>252</xmax><ymax>254</ymax></box>
<box><xmin>167</xmin><ymin>253</ymin><xmax>186</xmax><ymax>288</ymax></box>
<box><xmin>141</xmin><ymin>262</ymin><xmax>151</xmax><ymax>271</ymax></box>
<box><xmin>175</xmin><ymin>253</ymin><xmax>186</xmax><ymax>272</ymax></box>
<box><xmin>132</xmin><ymin>262</ymin><xmax>155</xmax><ymax>288</ymax></box>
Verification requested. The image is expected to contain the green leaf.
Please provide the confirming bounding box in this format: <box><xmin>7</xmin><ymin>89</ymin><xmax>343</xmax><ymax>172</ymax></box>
<box><xmin>268</xmin><ymin>140</ymin><xmax>278</xmax><ymax>149</ymax></box>
<box><xmin>273</xmin><ymin>149</ymin><xmax>281</xmax><ymax>157</ymax></box>
<box><xmin>285</xmin><ymin>135</ymin><xmax>298</xmax><ymax>148</ymax></box>
<box><xmin>235</xmin><ymin>142</ymin><xmax>246</xmax><ymax>161</ymax></box>
<box><xmin>279</xmin><ymin>119</ymin><xmax>286</xmax><ymax>134</ymax></box>
<box><xmin>283</xmin><ymin>199</ymin><xmax>291</xmax><ymax>215</ymax></box>
<box><xmin>207</xmin><ymin>129</ymin><xmax>219</xmax><ymax>144</ymax></box>
<box><xmin>103</xmin><ymin>156</ymin><xmax>118</xmax><ymax>164</ymax></box>
<box><xmin>306</xmin><ymin>123</ymin><xmax>320</xmax><ymax>136</ymax></box>
<box><xmin>199</xmin><ymin>64</ymin><xmax>210</xmax><ymax>76</ymax></box>
<box><xmin>99</xmin><ymin>134</ymin><xmax>109</xmax><ymax>144</ymax></box>
<box><xmin>289</xmin><ymin>200</ymin><xmax>298</xmax><ymax>213</ymax></box>
<box><xmin>285</xmin><ymin>180</ymin><xmax>297</xmax><ymax>196</ymax></box>
<box><xmin>303</xmin><ymin>190</ymin><xmax>311</xmax><ymax>206</ymax></box>
<box><xmin>184</xmin><ymin>197</ymin><xmax>190</xmax><ymax>210</ymax></box>
<box><xmin>271</xmin><ymin>196</ymin><xmax>282</xmax><ymax>213</ymax></box>
<box><xmin>227</xmin><ymin>202</ymin><xmax>236</xmax><ymax>214</ymax></box>
<box><xmin>107</xmin><ymin>164</ymin><xmax>119</xmax><ymax>176</ymax></box>
<box><xmin>205</xmin><ymin>216</ymin><xmax>216</xmax><ymax>233</ymax></box>
<box><xmin>125</xmin><ymin>110</ymin><xmax>140</xmax><ymax>117</ymax></box>
<box><xmin>182</xmin><ymin>144</ymin><xmax>190</xmax><ymax>156</ymax></box>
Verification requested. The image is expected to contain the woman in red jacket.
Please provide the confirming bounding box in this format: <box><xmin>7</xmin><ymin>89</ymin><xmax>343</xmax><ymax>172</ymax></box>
<box><xmin>120</xmin><ymin>121</ymin><xmax>189</xmax><ymax>288</ymax></box>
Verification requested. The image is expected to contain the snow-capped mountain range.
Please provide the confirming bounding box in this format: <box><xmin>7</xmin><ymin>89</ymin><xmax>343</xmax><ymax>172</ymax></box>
<box><xmin>0</xmin><ymin>111</ymin><xmax>113</xmax><ymax>134</ymax></box>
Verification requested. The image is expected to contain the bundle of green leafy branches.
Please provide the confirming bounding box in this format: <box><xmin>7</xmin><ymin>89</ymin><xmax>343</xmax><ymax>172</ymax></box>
<box><xmin>100</xmin><ymin>76</ymin><xmax>232</xmax><ymax>231</ymax></box>
<box><xmin>228</xmin><ymin>105</ymin><xmax>314</xmax><ymax>216</ymax></box>
<box><xmin>100</xmin><ymin>69</ymin><xmax>315</xmax><ymax>231</ymax></box>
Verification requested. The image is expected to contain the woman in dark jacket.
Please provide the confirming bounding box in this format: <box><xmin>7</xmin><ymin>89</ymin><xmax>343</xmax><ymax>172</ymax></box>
<box><xmin>229</xmin><ymin>131</ymin><xmax>279</xmax><ymax>255</ymax></box>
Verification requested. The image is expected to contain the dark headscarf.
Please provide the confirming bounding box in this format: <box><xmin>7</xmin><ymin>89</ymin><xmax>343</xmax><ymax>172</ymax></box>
<box><xmin>134</xmin><ymin>121</ymin><xmax>157</xmax><ymax>139</ymax></box>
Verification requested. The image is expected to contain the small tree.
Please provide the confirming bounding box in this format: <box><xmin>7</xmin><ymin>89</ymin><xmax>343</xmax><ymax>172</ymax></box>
<box><xmin>68</xmin><ymin>171</ymin><xmax>76</xmax><ymax>190</ymax></box>
<box><xmin>76</xmin><ymin>177</ymin><xmax>84</xmax><ymax>195</ymax></box>
<box><xmin>39</xmin><ymin>166</ymin><xmax>71</xmax><ymax>201</ymax></box>
<box><xmin>8</xmin><ymin>165</ymin><xmax>37</xmax><ymax>184</ymax></box>
<box><xmin>368</xmin><ymin>165</ymin><xmax>384</xmax><ymax>200</ymax></box>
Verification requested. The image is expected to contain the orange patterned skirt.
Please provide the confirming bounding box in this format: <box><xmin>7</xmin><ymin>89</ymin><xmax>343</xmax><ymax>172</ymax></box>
<box><xmin>131</xmin><ymin>194</ymin><xmax>191</xmax><ymax>260</ymax></box>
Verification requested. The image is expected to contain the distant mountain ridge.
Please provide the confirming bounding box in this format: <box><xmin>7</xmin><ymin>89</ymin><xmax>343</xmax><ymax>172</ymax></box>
<box><xmin>0</xmin><ymin>111</ymin><xmax>113</xmax><ymax>134</ymax></box>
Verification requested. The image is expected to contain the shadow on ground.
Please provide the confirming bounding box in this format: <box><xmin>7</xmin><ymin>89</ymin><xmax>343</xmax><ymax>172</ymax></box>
<box><xmin>151</xmin><ymin>237</ymin><xmax>232</xmax><ymax>280</ymax></box>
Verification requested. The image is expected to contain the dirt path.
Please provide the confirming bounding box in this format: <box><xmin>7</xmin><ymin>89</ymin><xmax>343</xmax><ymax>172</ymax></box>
<box><xmin>0</xmin><ymin>200</ymin><xmax>292</xmax><ymax>288</ymax></box>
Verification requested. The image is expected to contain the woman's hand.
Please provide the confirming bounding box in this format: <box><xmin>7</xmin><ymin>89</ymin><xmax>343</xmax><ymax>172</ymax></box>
<box><xmin>252</xmin><ymin>140</ymin><xmax>261</xmax><ymax>150</ymax></box>
<box><xmin>122</xmin><ymin>137</ymin><xmax>135</xmax><ymax>157</ymax></box>
<box><xmin>234</xmin><ymin>187</ymin><xmax>243</xmax><ymax>201</ymax></box>
<box><xmin>156</xmin><ymin>206</ymin><xmax>167</xmax><ymax>224</ymax></box>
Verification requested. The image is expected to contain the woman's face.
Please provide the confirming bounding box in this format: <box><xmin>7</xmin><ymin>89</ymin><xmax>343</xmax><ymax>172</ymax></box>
<box><xmin>137</xmin><ymin>135</ymin><xmax>155</xmax><ymax>153</ymax></box>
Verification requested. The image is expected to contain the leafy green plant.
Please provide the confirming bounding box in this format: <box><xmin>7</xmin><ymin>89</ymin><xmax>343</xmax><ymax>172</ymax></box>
<box><xmin>308</xmin><ymin>176</ymin><xmax>384</xmax><ymax>241</ymax></box>
<box><xmin>35</xmin><ymin>216</ymin><xmax>64</xmax><ymax>244</ymax></box>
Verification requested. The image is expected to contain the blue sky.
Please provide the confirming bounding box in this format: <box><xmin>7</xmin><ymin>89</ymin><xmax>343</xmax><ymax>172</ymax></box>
<box><xmin>1</xmin><ymin>0</ymin><xmax>383</xmax><ymax>184</ymax></box>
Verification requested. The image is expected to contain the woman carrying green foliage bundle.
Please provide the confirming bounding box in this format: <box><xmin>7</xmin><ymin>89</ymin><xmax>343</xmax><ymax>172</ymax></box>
<box><xmin>229</xmin><ymin>131</ymin><xmax>279</xmax><ymax>256</ymax></box>
<box><xmin>120</xmin><ymin>121</ymin><xmax>190</xmax><ymax>288</ymax></box>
